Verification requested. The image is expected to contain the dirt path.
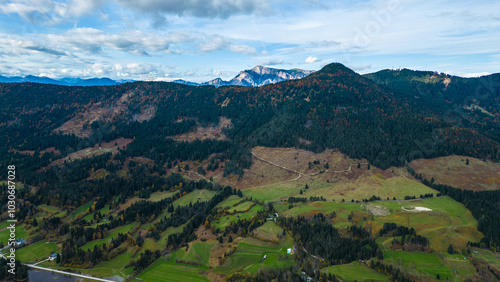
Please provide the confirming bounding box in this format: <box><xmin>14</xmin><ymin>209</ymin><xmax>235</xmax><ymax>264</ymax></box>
<box><xmin>252</xmin><ymin>151</ymin><xmax>369</xmax><ymax>177</ymax></box>
<box><xmin>251</xmin><ymin>152</ymin><xmax>310</xmax><ymax>178</ymax></box>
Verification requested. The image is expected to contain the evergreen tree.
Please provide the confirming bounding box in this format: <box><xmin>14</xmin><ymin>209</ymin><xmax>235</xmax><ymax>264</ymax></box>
<box><xmin>447</xmin><ymin>244</ymin><xmax>454</xmax><ymax>254</ymax></box>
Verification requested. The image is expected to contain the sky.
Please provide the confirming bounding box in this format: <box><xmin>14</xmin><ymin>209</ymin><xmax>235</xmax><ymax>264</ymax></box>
<box><xmin>0</xmin><ymin>0</ymin><xmax>499</xmax><ymax>82</ymax></box>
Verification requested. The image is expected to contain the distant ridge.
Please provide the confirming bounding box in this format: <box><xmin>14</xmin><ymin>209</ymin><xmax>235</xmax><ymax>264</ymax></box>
<box><xmin>0</xmin><ymin>75</ymin><xmax>123</xmax><ymax>86</ymax></box>
<box><xmin>173</xmin><ymin>65</ymin><xmax>314</xmax><ymax>87</ymax></box>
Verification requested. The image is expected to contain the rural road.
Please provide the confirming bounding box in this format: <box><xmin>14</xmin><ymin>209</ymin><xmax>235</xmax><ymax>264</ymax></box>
<box><xmin>26</xmin><ymin>264</ymin><xmax>115</xmax><ymax>282</ymax></box>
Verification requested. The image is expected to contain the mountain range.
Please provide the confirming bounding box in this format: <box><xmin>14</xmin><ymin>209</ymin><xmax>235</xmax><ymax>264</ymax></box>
<box><xmin>0</xmin><ymin>74</ymin><xmax>122</xmax><ymax>86</ymax></box>
<box><xmin>0</xmin><ymin>65</ymin><xmax>312</xmax><ymax>87</ymax></box>
<box><xmin>173</xmin><ymin>65</ymin><xmax>314</xmax><ymax>87</ymax></box>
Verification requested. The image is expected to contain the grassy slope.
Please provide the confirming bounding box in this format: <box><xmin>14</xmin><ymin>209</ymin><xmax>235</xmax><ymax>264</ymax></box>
<box><xmin>214</xmin><ymin>236</ymin><xmax>294</xmax><ymax>275</ymax></box>
<box><xmin>16</xmin><ymin>240</ymin><xmax>60</xmax><ymax>263</ymax></box>
<box><xmin>384</xmin><ymin>251</ymin><xmax>476</xmax><ymax>281</ymax></box>
<box><xmin>211</xmin><ymin>204</ymin><xmax>264</xmax><ymax>230</ymax></box>
<box><xmin>137</xmin><ymin>255</ymin><xmax>209</xmax><ymax>282</ymax></box>
<box><xmin>173</xmin><ymin>190</ymin><xmax>216</xmax><ymax>207</ymax></box>
<box><xmin>321</xmin><ymin>262</ymin><xmax>388</xmax><ymax>281</ymax></box>
<box><xmin>80</xmin><ymin>222</ymin><xmax>136</xmax><ymax>251</ymax></box>
<box><xmin>281</xmin><ymin>197</ymin><xmax>483</xmax><ymax>252</ymax></box>
<box><xmin>73</xmin><ymin>200</ymin><xmax>94</xmax><ymax>219</ymax></box>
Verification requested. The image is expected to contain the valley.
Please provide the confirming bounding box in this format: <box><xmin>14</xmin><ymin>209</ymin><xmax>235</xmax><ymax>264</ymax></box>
<box><xmin>0</xmin><ymin>63</ymin><xmax>499</xmax><ymax>281</ymax></box>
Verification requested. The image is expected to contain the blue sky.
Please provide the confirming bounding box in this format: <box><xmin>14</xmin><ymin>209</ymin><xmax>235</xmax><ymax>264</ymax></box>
<box><xmin>0</xmin><ymin>0</ymin><xmax>498</xmax><ymax>82</ymax></box>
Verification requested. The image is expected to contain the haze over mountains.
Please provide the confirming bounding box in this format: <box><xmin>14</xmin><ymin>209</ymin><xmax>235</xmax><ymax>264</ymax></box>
<box><xmin>0</xmin><ymin>74</ymin><xmax>122</xmax><ymax>86</ymax></box>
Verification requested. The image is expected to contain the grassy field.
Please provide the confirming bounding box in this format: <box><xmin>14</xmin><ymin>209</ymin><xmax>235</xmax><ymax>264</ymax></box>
<box><xmin>280</xmin><ymin>196</ymin><xmax>482</xmax><ymax>252</ymax></box>
<box><xmin>321</xmin><ymin>262</ymin><xmax>388</xmax><ymax>281</ymax></box>
<box><xmin>280</xmin><ymin>201</ymin><xmax>364</xmax><ymax>228</ymax></box>
<box><xmin>173</xmin><ymin>189</ymin><xmax>217</xmax><ymax>207</ymax></box>
<box><xmin>216</xmin><ymin>195</ymin><xmax>244</xmax><ymax>208</ymax></box>
<box><xmin>371</xmin><ymin>197</ymin><xmax>483</xmax><ymax>252</ymax></box>
<box><xmin>253</xmin><ymin>221</ymin><xmax>283</xmax><ymax>241</ymax></box>
<box><xmin>73</xmin><ymin>200</ymin><xmax>95</xmax><ymax>219</ymax></box>
<box><xmin>81</xmin><ymin>222</ymin><xmax>137</xmax><ymax>251</ymax></box>
<box><xmin>141</xmin><ymin>223</ymin><xmax>187</xmax><ymax>251</ymax></box>
<box><xmin>410</xmin><ymin>155</ymin><xmax>500</xmax><ymax>191</ymax></box>
<box><xmin>83</xmin><ymin>205</ymin><xmax>110</xmax><ymax>221</ymax></box>
<box><xmin>40</xmin><ymin>251</ymin><xmax>132</xmax><ymax>279</ymax></box>
<box><xmin>86</xmin><ymin>251</ymin><xmax>132</xmax><ymax>278</ymax></box>
<box><xmin>243</xmin><ymin>177</ymin><xmax>329</xmax><ymax>202</ymax></box>
<box><xmin>137</xmin><ymin>255</ymin><xmax>210</xmax><ymax>282</ymax></box>
<box><xmin>212</xmin><ymin>204</ymin><xmax>265</xmax><ymax>230</ymax></box>
<box><xmin>149</xmin><ymin>190</ymin><xmax>177</xmax><ymax>202</ymax></box>
<box><xmin>304</xmin><ymin>175</ymin><xmax>437</xmax><ymax>202</ymax></box>
<box><xmin>16</xmin><ymin>240</ymin><xmax>60</xmax><ymax>263</ymax></box>
<box><xmin>37</xmin><ymin>204</ymin><xmax>61</xmax><ymax>214</ymax></box>
<box><xmin>174</xmin><ymin>241</ymin><xmax>216</xmax><ymax>266</ymax></box>
<box><xmin>383</xmin><ymin>250</ymin><xmax>476</xmax><ymax>281</ymax></box>
<box><xmin>471</xmin><ymin>248</ymin><xmax>500</xmax><ymax>270</ymax></box>
<box><xmin>0</xmin><ymin>223</ymin><xmax>29</xmax><ymax>246</ymax></box>
<box><xmin>214</xmin><ymin>236</ymin><xmax>294</xmax><ymax>275</ymax></box>
<box><xmin>229</xmin><ymin>201</ymin><xmax>254</xmax><ymax>213</ymax></box>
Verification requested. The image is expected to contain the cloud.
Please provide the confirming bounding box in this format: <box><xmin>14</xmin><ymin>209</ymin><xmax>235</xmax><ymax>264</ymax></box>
<box><xmin>23</xmin><ymin>45</ymin><xmax>67</xmax><ymax>57</ymax></box>
<box><xmin>0</xmin><ymin>36</ymin><xmax>68</xmax><ymax>57</ymax></box>
<box><xmin>258</xmin><ymin>59</ymin><xmax>285</xmax><ymax>66</ymax></box>
<box><xmin>197</xmin><ymin>35</ymin><xmax>228</xmax><ymax>52</ymax></box>
<box><xmin>45</xmin><ymin>28</ymin><xmax>191</xmax><ymax>55</ymax></box>
<box><xmin>115</xmin><ymin>0</ymin><xmax>271</xmax><ymax>19</ymax></box>
<box><xmin>0</xmin><ymin>0</ymin><xmax>104</xmax><ymax>24</ymax></box>
<box><xmin>351</xmin><ymin>64</ymin><xmax>372</xmax><ymax>72</ymax></box>
<box><xmin>229</xmin><ymin>44</ymin><xmax>257</xmax><ymax>55</ymax></box>
<box><xmin>305</xmin><ymin>56</ymin><xmax>319</xmax><ymax>64</ymax></box>
<box><xmin>309</xmin><ymin>40</ymin><xmax>341</xmax><ymax>48</ymax></box>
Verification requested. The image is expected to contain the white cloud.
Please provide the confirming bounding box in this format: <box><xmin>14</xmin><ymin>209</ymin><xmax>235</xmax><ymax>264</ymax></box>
<box><xmin>0</xmin><ymin>0</ymin><xmax>104</xmax><ymax>24</ymax></box>
<box><xmin>197</xmin><ymin>35</ymin><xmax>228</xmax><ymax>52</ymax></box>
<box><xmin>45</xmin><ymin>28</ymin><xmax>191</xmax><ymax>55</ymax></box>
<box><xmin>305</xmin><ymin>56</ymin><xmax>319</xmax><ymax>63</ymax></box>
<box><xmin>229</xmin><ymin>44</ymin><xmax>257</xmax><ymax>55</ymax></box>
<box><xmin>258</xmin><ymin>59</ymin><xmax>285</xmax><ymax>66</ymax></box>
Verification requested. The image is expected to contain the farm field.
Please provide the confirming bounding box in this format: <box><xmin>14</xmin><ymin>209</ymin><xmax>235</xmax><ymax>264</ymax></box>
<box><xmin>213</xmin><ymin>236</ymin><xmax>294</xmax><ymax>275</ymax></box>
<box><xmin>174</xmin><ymin>241</ymin><xmax>216</xmax><ymax>266</ymax></box>
<box><xmin>0</xmin><ymin>223</ymin><xmax>29</xmax><ymax>247</ymax></box>
<box><xmin>40</xmin><ymin>251</ymin><xmax>133</xmax><ymax>279</ymax></box>
<box><xmin>16</xmin><ymin>240</ymin><xmax>60</xmax><ymax>263</ymax></box>
<box><xmin>383</xmin><ymin>251</ymin><xmax>476</xmax><ymax>281</ymax></box>
<box><xmin>137</xmin><ymin>255</ymin><xmax>210</xmax><ymax>282</ymax></box>
<box><xmin>84</xmin><ymin>251</ymin><xmax>133</xmax><ymax>278</ymax></box>
<box><xmin>253</xmin><ymin>221</ymin><xmax>283</xmax><ymax>241</ymax></box>
<box><xmin>321</xmin><ymin>261</ymin><xmax>388</xmax><ymax>281</ymax></box>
